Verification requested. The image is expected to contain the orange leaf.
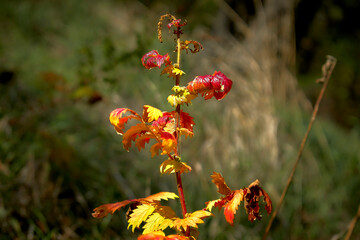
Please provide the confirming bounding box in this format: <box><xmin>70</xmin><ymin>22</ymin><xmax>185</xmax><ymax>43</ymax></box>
<box><xmin>135</xmin><ymin>135</ymin><xmax>154</xmax><ymax>151</ymax></box>
<box><xmin>92</xmin><ymin>200</ymin><xmax>132</xmax><ymax>218</ymax></box>
<box><xmin>150</xmin><ymin>142</ymin><xmax>162</xmax><ymax>157</ymax></box>
<box><xmin>122</xmin><ymin>123</ymin><xmax>150</xmax><ymax>151</ymax></box>
<box><xmin>138</xmin><ymin>232</ymin><xmax>166</xmax><ymax>240</ymax></box>
<box><xmin>211</xmin><ymin>172</ymin><xmax>232</xmax><ymax>196</ymax></box>
<box><xmin>160</xmin><ymin>132</ymin><xmax>177</xmax><ymax>155</ymax></box>
<box><xmin>223</xmin><ymin>190</ymin><xmax>244</xmax><ymax>225</ymax></box>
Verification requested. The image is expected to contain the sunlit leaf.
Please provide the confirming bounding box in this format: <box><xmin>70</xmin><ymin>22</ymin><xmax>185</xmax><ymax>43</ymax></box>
<box><xmin>135</xmin><ymin>135</ymin><xmax>153</xmax><ymax>151</ymax></box>
<box><xmin>160</xmin><ymin>132</ymin><xmax>177</xmax><ymax>155</ymax></box>
<box><xmin>142</xmin><ymin>206</ymin><xmax>176</xmax><ymax>234</ymax></box>
<box><xmin>143</xmin><ymin>192</ymin><xmax>178</xmax><ymax>202</ymax></box>
<box><xmin>143</xmin><ymin>105</ymin><xmax>163</xmax><ymax>123</ymax></box>
<box><xmin>211</xmin><ymin>172</ymin><xmax>232</xmax><ymax>196</ymax></box>
<box><xmin>172</xmin><ymin>67</ymin><xmax>185</xmax><ymax>76</ymax></box>
<box><xmin>167</xmin><ymin>86</ymin><xmax>197</xmax><ymax>107</ymax></box>
<box><xmin>142</xmin><ymin>50</ymin><xmax>171</xmax><ymax>70</ymax></box>
<box><xmin>122</xmin><ymin>123</ymin><xmax>149</xmax><ymax>151</ymax></box>
<box><xmin>160</xmin><ymin>158</ymin><xmax>192</xmax><ymax>175</ymax></box>
<box><xmin>223</xmin><ymin>190</ymin><xmax>243</xmax><ymax>225</ymax></box>
<box><xmin>128</xmin><ymin>204</ymin><xmax>156</xmax><ymax>232</ymax></box>
<box><xmin>109</xmin><ymin>108</ymin><xmax>141</xmax><ymax>134</ymax></box>
<box><xmin>173</xmin><ymin>210</ymin><xmax>211</xmax><ymax>232</ymax></box>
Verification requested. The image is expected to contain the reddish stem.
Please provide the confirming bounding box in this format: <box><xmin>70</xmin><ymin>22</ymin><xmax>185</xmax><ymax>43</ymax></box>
<box><xmin>174</xmin><ymin>26</ymin><xmax>190</xmax><ymax>236</ymax></box>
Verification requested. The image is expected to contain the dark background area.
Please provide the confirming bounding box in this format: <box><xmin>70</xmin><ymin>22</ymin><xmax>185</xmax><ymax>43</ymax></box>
<box><xmin>1</xmin><ymin>0</ymin><xmax>359</xmax><ymax>239</ymax></box>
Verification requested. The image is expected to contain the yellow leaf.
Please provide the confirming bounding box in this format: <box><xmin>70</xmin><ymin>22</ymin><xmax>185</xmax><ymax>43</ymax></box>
<box><xmin>143</xmin><ymin>192</ymin><xmax>178</xmax><ymax>202</ymax></box>
<box><xmin>128</xmin><ymin>204</ymin><xmax>156</xmax><ymax>232</ymax></box>
<box><xmin>143</xmin><ymin>105</ymin><xmax>163</xmax><ymax>123</ymax></box>
<box><xmin>172</xmin><ymin>67</ymin><xmax>185</xmax><ymax>76</ymax></box>
<box><xmin>205</xmin><ymin>199</ymin><xmax>219</xmax><ymax>212</ymax></box>
<box><xmin>160</xmin><ymin>159</ymin><xmax>192</xmax><ymax>175</ymax></box>
<box><xmin>173</xmin><ymin>210</ymin><xmax>212</xmax><ymax>232</ymax></box>
<box><xmin>142</xmin><ymin>206</ymin><xmax>176</xmax><ymax>234</ymax></box>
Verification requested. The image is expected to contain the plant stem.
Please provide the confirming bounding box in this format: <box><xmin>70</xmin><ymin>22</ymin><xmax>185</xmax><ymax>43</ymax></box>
<box><xmin>174</xmin><ymin>28</ymin><xmax>190</xmax><ymax>236</ymax></box>
<box><xmin>262</xmin><ymin>55</ymin><xmax>337</xmax><ymax>240</ymax></box>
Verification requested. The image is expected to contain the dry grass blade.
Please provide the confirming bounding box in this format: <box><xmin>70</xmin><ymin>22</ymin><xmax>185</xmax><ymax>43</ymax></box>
<box><xmin>344</xmin><ymin>202</ymin><xmax>360</xmax><ymax>240</ymax></box>
<box><xmin>262</xmin><ymin>55</ymin><xmax>337</xmax><ymax>240</ymax></box>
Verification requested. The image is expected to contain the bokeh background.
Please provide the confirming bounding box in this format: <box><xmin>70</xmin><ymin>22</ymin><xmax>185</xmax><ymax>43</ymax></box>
<box><xmin>1</xmin><ymin>0</ymin><xmax>359</xmax><ymax>239</ymax></box>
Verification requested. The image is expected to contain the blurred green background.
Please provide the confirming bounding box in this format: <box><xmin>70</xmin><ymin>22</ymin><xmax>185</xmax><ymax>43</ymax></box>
<box><xmin>0</xmin><ymin>0</ymin><xmax>359</xmax><ymax>239</ymax></box>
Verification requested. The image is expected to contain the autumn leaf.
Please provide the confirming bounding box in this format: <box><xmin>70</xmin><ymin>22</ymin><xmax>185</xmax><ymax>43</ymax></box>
<box><xmin>180</xmin><ymin>40</ymin><xmax>203</xmax><ymax>54</ymax></box>
<box><xmin>122</xmin><ymin>123</ymin><xmax>150</xmax><ymax>151</ymax></box>
<box><xmin>210</xmin><ymin>172</ymin><xmax>232</xmax><ymax>196</ymax></box>
<box><xmin>223</xmin><ymin>190</ymin><xmax>244</xmax><ymax>225</ymax></box>
<box><xmin>92</xmin><ymin>200</ymin><xmax>132</xmax><ymax>218</ymax></box>
<box><xmin>142</xmin><ymin>205</ymin><xmax>176</xmax><ymax>234</ymax></box>
<box><xmin>92</xmin><ymin>192</ymin><xmax>178</xmax><ymax>219</ymax></box>
<box><xmin>173</xmin><ymin>210</ymin><xmax>212</xmax><ymax>232</ymax></box>
<box><xmin>167</xmin><ymin>86</ymin><xmax>197</xmax><ymax>107</ymax></box>
<box><xmin>143</xmin><ymin>105</ymin><xmax>163</xmax><ymax>123</ymax></box>
<box><xmin>150</xmin><ymin>142</ymin><xmax>162</xmax><ymax>157</ymax></box>
<box><xmin>172</xmin><ymin>67</ymin><xmax>185</xmax><ymax>76</ymax></box>
<box><xmin>160</xmin><ymin>132</ymin><xmax>177</xmax><ymax>155</ymax></box>
<box><xmin>142</xmin><ymin>50</ymin><xmax>171</xmax><ymax>70</ymax></box>
<box><xmin>243</xmin><ymin>179</ymin><xmax>272</xmax><ymax>222</ymax></box>
<box><xmin>128</xmin><ymin>204</ymin><xmax>156</xmax><ymax>232</ymax></box>
<box><xmin>109</xmin><ymin>108</ymin><xmax>141</xmax><ymax>134</ymax></box>
<box><xmin>187</xmin><ymin>71</ymin><xmax>233</xmax><ymax>100</ymax></box>
<box><xmin>143</xmin><ymin>192</ymin><xmax>178</xmax><ymax>202</ymax></box>
<box><xmin>138</xmin><ymin>231</ymin><xmax>166</xmax><ymax>240</ymax></box>
<box><xmin>138</xmin><ymin>232</ymin><xmax>189</xmax><ymax>240</ymax></box>
<box><xmin>160</xmin><ymin>158</ymin><xmax>192</xmax><ymax>175</ymax></box>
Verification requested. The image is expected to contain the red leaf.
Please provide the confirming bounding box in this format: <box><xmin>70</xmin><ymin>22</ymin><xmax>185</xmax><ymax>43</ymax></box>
<box><xmin>187</xmin><ymin>71</ymin><xmax>232</xmax><ymax>100</ymax></box>
<box><xmin>141</xmin><ymin>50</ymin><xmax>171</xmax><ymax>70</ymax></box>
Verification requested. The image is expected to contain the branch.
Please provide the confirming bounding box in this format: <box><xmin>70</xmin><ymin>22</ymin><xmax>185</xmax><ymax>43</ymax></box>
<box><xmin>262</xmin><ymin>55</ymin><xmax>337</xmax><ymax>239</ymax></box>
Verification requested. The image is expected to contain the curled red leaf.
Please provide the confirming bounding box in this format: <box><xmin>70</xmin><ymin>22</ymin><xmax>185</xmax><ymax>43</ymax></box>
<box><xmin>141</xmin><ymin>50</ymin><xmax>171</xmax><ymax>70</ymax></box>
<box><xmin>187</xmin><ymin>71</ymin><xmax>233</xmax><ymax>100</ymax></box>
<box><xmin>167</xmin><ymin>19</ymin><xmax>187</xmax><ymax>29</ymax></box>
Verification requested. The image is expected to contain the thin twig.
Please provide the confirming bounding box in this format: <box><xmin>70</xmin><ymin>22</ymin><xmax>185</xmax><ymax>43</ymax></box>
<box><xmin>344</xmin><ymin>202</ymin><xmax>360</xmax><ymax>240</ymax></box>
<box><xmin>262</xmin><ymin>55</ymin><xmax>337</xmax><ymax>240</ymax></box>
